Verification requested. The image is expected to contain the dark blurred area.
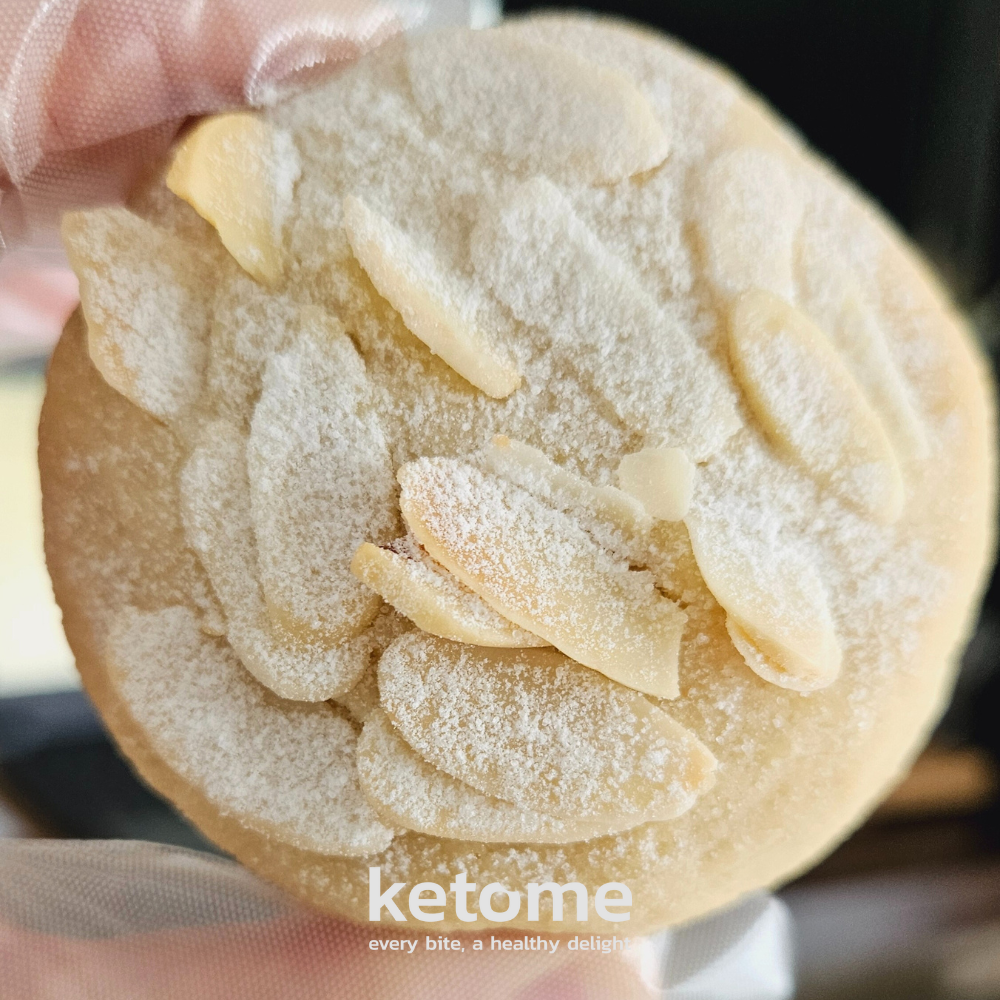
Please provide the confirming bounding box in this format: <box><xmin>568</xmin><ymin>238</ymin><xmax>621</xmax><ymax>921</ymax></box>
<box><xmin>3</xmin><ymin>2</ymin><xmax>1000</xmax><ymax>996</ymax></box>
<box><xmin>0</xmin><ymin>692</ymin><xmax>214</xmax><ymax>852</ymax></box>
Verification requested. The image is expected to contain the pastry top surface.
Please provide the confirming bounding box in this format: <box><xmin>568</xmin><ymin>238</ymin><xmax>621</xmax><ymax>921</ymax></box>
<box><xmin>44</xmin><ymin>14</ymin><xmax>995</xmax><ymax>932</ymax></box>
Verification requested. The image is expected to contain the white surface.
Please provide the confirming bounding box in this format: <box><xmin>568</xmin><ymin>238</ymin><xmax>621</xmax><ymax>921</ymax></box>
<box><xmin>645</xmin><ymin>895</ymin><xmax>795</xmax><ymax>999</ymax></box>
<box><xmin>667</xmin><ymin>897</ymin><xmax>794</xmax><ymax>998</ymax></box>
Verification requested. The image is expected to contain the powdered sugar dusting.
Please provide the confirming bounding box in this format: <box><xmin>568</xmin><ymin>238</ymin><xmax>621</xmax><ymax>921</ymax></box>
<box><xmin>383</xmin><ymin>534</ymin><xmax>545</xmax><ymax>644</ymax></box>
<box><xmin>358</xmin><ymin>707</ymin><xmax>648</xmax><ymax>843</ymax></box>
<box><xmin>180</xmin><ymin>416</ymin><xmax>378</xmax><ymax>701</ymax></box>
<box><xmin>53</xmin><ymin>13</ymin><xmax>988</xmax><ymax>917</ymax></box>
<box><xmin>729</xmin><ymin>290</ymin><xmax>903</xmax><ymax>523</ymax></box>
<box><xmin>247</xmin><ymin>309</ymin><xmax>399</xmax><ymax>639</ymax></box>
<box><xmin>378</xmin><ymin>633</ymin><xmax>716</xmax><ymax>820</ymax></box>
<box><xmin>399</xmin><ymin>457</ymin><xmax>687</xmax><ymax>698</ymax></box>
<box><xmin>470</xmin><ymin>176</ymin><xmax>741</xmax><ymax>461</ymax></box>
<box><xmin>108</xmin><ymin>605</ymin><xmax>394</xmax><ymax>855</ymax></box>
<box><xmin>62</xmin><ymin>207</ymin><xmax>213</xmax><ymax>424</ymax></box>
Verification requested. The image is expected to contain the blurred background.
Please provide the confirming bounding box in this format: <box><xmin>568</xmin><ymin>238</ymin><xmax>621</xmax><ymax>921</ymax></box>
<box><xmin>3</xmin><ymin>1</ymin><xmax>1000</xmax><ymax>997</ymax></box>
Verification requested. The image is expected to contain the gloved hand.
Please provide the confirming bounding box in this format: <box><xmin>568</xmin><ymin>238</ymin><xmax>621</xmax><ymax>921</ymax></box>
<box><xmin>0</xmin><ymin>0</ymin><xmax>430</xmax><ymax>355</ymax></box>
<box><xmin>0</xmin><ymin>840</ymin><xmax>658</xmax><ymax>999</ymax></box>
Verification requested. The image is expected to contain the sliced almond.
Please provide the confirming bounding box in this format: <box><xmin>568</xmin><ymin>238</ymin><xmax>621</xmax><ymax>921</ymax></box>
<box><xmin>378</xmin><ymin>634</ymin><xmax>717</xmax><ymax>821</ymax></box>
<box><xmin>695</xmin><ymin>147</ymin><xmax>802</xmax><ymax>300</ymax></box>
<box><xmin>398</xmin><ymin>457</ymin><xmax>686</xmax><ymax>699</ymax></box>
<box><xmin>62</xmin><ymin>207</ymin><xmax>209</xmax><ymax>424</ymax></box>
<box><xmin>166</xmin><ymin>112</ymin><xmax>294</xmax><ymax>285</ymax></box>
<box><xmin>342</xmin><ymin>195</ymin><xmax>520</xmax><ymax>398</ymax></box>
<box><xmin>407</xmin><ymin>30</ymin><xmax>668</xmax><ymax>184</ymax></box>
<box><xmin>617</xmin><ymin>448</ymin><xmax>695</xmax><ymax>521</ymax></box>
<box><xmin>108</xmin><ymin>605</ymin><xmax>394</xmax><ymax>856</ymax></box>
<box><xmin>470</xmin><ymin>177</ymin><xmax>740</xmax><ymax>460</ymax></box>
<box><xmin>831</xmin><ymin>294</ymin><xmax>928</xmax><ymax>462</ymax></box>
<box><xmin>483</xmin><ymin>435</ymin><xmax>649</xmax><ymax>538</ymax></box>
<box><xmin>350</xmin><ymin>538</ymin><xmax>547</xmax><ymax>648</ymax></box>
<box><xmin>729</xmin><ymin>289</ymin><xmax>904</xmax><ymax>523</ymax></box>
<box><xmin>247</xmin><ymin>309</ymin><xmax>398</xmax><ymax>645</ymax></box>
<box><xmin>795</xmin><ymin>238</ymin><xmax>929</xmax><ymax>463</ymax></box>
<box><xmin>725</xmin><ymin>617</ymin><xmax>836</xmax><ymax>693</ymax></box>
<box><xmin>686</xmin><ymin>505</ymin><xmax>841</xmax><ymax>692</ymax></box>
<box><xmin>181</xmin><ymin>416</ymin><xmax>375</xmax><ymax>702</ymax></box>
<box><xmin>357</xmin><ymin>708</ymin><xmax>639</xmax><ymax>844</ymax></box>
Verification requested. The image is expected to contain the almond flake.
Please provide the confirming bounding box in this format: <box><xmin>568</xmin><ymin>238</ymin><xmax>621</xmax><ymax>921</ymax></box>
<box><xmin>166</xmin><ymin>113</ymin><xmax>294</xmax><ymax>285</ymax></box>
<box><xmin>729</xmin><ymin>289</ymin><xmax>905</xmax><ymax>523</ymax></box>
<box><xmin>617</xmin><ymin>447</ymin><xmax>695</xmax><ymax>521</ymax></box>
<box><xmin>378</xmin><ymin>633</ymin><xmax>717</xmax><ymax>821</ymax></box>
<box><xmin>351</xmin><ymin>537</ymin><xmax>547</xmax><ymax>648</ymax></box>
<box><xmin>343</xmin><ymin>195</ymin><xmax>520</xmax><ymax>398</ymax></box>
<box><xmin>357</xmin><ymin>708</ymin><xmax>638</xmax><ymax>843</ymax></box>
<box><xmin>407</xmin><ymin>30</ymin><xmax>669</xmax><ymax>184</ymax></box>
<box><xmin>398</xmin><ymin>456</ymin><xmax>686</xmax><ymax>699</ymax></box>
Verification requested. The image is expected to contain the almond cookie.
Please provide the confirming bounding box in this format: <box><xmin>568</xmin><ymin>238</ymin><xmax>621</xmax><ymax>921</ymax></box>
<box><xmin>42</xmin><ymin>15</ymin><xmax>995</xmax><ymax>933</ymax></box>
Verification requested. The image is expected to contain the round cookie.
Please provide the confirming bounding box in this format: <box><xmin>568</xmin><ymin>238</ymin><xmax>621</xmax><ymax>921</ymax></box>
<box><xmin>41</xmin><ymin>14</ymin><xmax>995</xmax><ymax>934</ymax></box>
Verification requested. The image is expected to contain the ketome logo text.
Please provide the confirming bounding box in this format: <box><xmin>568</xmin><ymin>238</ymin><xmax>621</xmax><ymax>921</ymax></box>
<box><xmin>368</xmin><ymin>868</ymin><xmax>631</xmax><ymax>923</ymax></box>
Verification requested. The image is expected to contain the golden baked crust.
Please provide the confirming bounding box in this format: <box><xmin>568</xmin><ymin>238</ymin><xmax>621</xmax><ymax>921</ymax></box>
<box><xmin>41</xmin><ymin>14</ymin><xmax>996</xmax><ymax>933</ymax></box>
